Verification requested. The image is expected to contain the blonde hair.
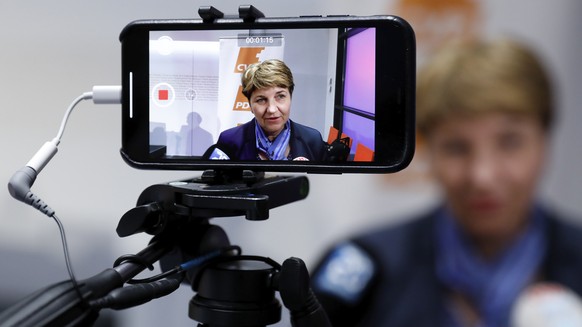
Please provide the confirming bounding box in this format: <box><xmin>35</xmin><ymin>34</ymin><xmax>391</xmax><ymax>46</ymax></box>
<box><xmin>417</xmin><ymin>38</ymin><xmax>554</xmax><ymax>135</ymax></box>
<box><xmin>241</xmin><ymin>59</ymin><xmax>295</xmax><ymax>99</ymax></box>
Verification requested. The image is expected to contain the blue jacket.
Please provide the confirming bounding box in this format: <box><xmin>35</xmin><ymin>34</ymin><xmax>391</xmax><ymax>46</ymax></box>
<box><xmin>311</xmin><ymin>207</ymin><xmax>582</xmax><ymax>327</ymax></box>
<box><xmin>215</xmin><ymin>119</ymin><xmax>327</xmax><ymax>161</ymax></box>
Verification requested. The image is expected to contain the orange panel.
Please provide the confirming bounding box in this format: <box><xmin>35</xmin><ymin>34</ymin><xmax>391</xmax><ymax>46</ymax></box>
<box><xmin>354</xmin><ymin>143</ymin><xmax>374</xmax><ymax>162</ymax></box>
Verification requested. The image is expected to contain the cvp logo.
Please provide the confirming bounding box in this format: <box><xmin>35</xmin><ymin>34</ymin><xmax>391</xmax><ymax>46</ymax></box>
<box><xmin>233</xmin><ymin>85</ymin><xmax>250</xmax><ymax>111</ymax></box>
<box><xmin>231</xmin><ymin>47</ymin><xmax>265</xmax><ymax>111</ymax></box>
<box><xmin>233</xmin><ymin>47</ymin><xmax>265</xmax><ymax>73</ymax></box>
<box><xmin>236</xmin><ymin>64</ymin><xmax>250</xmax><ymax>73</ymax></box>
<box><xmin>393</xmin><ymin>0</ymin><xmax>481</xmax><ymax>63</ymax></box>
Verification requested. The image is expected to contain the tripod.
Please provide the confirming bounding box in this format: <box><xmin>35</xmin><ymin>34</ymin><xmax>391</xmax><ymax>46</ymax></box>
<box><xmin>0</xmin><ymin>170</ymin><xmax>331</xmax><ymax>327</ymax></box>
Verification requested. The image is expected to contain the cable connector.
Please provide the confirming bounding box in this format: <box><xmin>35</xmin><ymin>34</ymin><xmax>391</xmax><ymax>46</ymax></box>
<box><xmin>25</xmin><ymin>192</ymin><xmax>56</xmax><ymax>217</ymax></box>
<box><xmin>92</xmin><ymin>85</ymin><xmax>122</xmax><ymax>105</ymax></box>
<box><xmin>26</xmin><ymin>140</ymin><xmax>59</xmax><ymax>174</ymax></box>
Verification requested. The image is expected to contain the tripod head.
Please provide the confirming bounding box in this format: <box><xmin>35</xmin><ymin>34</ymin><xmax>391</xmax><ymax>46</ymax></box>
<box><xmin>117</xmin><ymin>169</ymin><xmax>308</xmax><ymax>236</ymax></box>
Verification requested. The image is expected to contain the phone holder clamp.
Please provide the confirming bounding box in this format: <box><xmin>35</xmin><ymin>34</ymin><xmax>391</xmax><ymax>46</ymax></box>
<box><xmin>198</xmin><ymin>5</ymin><xmax>265</xmax><ymax>23</ymax></box>
<box><xmin>198</xmin><ymin>6</ymin><xmax>224</xmax><ymax>23</ymax></box>
<box><xmin>238</xmin><ymin>5</ymin><xmax>265</xmax><ymax>22</ymax></box>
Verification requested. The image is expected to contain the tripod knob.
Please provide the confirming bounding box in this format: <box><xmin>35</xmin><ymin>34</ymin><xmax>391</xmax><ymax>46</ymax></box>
<box><xmin>116</xmin><ymin>202</ymin><xmax>163</xmax><ymax>237</ymax></box>
<box><xmin>278</xmin><ymin>257</ymin><xmax>332</xmax><ymax>327</ymax></box>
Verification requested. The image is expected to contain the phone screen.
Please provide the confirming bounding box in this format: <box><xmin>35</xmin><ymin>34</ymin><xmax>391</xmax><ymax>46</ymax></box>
<box><xmin>121</xmin><ymin>16</ymin><xmax>415</xmax><ymax>173</ymax></box>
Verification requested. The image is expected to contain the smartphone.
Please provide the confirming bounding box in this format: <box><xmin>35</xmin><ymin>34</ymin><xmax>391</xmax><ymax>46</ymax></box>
<box><xmin>120</xmin><ymin>14</ymin><xmax>415</xmax><ymax>174</ymax></box>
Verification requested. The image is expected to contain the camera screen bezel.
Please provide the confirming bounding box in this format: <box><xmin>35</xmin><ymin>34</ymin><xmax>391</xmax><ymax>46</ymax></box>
<box><xmin>120</xmin><ymin>15</ymin><xmax>415</xmax><ymax>174</ymax></box>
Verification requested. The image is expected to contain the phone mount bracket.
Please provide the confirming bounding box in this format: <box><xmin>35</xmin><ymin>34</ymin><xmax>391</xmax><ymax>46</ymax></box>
<box><xmin>198</xmin><ymin>5</ymin><xmax>265</xmax><ymax>23</ymax></box>
<box><xmin>200</xmin><ymin>169</ymin><xmax>265</xmax><ymax>185</ymax></box>
<box><xmin>238</xmin><ymin>5</ymin><xmax>265</xmax><ymax>22</ymax></box>
<box><xmin>198</xmin><ymin>6</ymin><xmax>224</xmax><ymax>23</ymax></box>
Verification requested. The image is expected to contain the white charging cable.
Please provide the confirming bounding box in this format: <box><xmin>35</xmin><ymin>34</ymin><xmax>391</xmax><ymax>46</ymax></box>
<box><xmin>8</xmin><ymin>85</ymin><xmax>122</xmax><ymax>214</ymax></box>
<box><xmin>6</xmin><ymin>85</ymin><xmax>121</xmax><ymax>300</ymax></box>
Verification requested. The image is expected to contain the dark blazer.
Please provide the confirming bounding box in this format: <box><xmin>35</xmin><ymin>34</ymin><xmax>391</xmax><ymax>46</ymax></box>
<box><xmin>311</xmin><ymin>207</ymin><xmax>582</xmax><ymax>327</ymax></box>
<box><xmin>214</xmin><ymin>119</ymin><xmax>327</xmax><ymax>161</ymax></box>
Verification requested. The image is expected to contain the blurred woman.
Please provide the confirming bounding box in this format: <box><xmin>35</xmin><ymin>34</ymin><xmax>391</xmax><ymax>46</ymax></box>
<box><xmin>311</xmin><ymin>38</ymin><xmax>582</xmax><ymax>327</ymax></box>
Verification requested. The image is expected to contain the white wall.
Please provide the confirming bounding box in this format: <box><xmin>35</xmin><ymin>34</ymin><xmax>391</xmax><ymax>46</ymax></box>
<box><xmin>0</xmin><ymin>0</ymin><xmax>580</xmax><ymax>326</ymax></box>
